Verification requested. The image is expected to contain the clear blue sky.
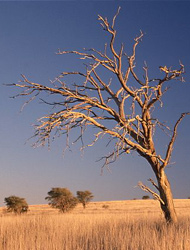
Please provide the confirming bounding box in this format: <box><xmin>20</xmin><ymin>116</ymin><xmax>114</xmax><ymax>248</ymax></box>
<box><xmin>0</xmin><ymin>1</ymin><xmax>190</xmax><ymax>206</ymax></box>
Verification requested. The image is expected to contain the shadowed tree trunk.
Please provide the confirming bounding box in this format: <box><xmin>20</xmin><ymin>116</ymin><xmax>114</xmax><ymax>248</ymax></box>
<box><xmin>138</xmin><ymin>151</ymin><xmax>178</xmax><ymax>223</ymax></box>
<box><xmin>157</xmin><ymin>172</ymin><xmax>177</xmax><ymax>223</ymax></box>
<box><xmin>139</xmin><ymin>170</ymin><xmax>177</xmax><ymax>223</ymax></box>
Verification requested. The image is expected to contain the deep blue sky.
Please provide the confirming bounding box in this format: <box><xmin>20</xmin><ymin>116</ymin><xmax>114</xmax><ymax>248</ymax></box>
<box><xmin>0</xmin><ymin>1</ymin><xmax>190</xmax><ymax>206</ymax></box>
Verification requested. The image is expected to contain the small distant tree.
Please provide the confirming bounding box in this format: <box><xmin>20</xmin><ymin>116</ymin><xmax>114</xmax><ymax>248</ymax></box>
<box><xmin>76</xmin><ymin>190</ymin><xmax>94</xmax><ymax>209</ymax></box>
<box><xmin>4</xmin><ymin>195</ymin><xmax>29</xmax><ymax>214</ymax></box>
<box><xmin>142</xmin><ymin>195</ymin><xmax>150</xmax><ymax>200</ymax></box>
<box><xmin>45</xmin><ymin>188</ymin><xmax>78</xmax><ymax>213</ymax></box>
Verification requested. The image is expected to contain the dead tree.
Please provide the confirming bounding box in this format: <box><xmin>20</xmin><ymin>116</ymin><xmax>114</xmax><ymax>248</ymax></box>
<box><xmin>10</xmin><ymin>8</ymin><xmax>189</xmax><ymax>223</ymax></box>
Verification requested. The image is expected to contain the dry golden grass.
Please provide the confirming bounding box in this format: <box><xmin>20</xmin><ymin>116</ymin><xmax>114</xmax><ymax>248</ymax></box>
<box><xmin>0</xmin><ymin>199</ymin><xmax>190</xmax><ymax>250</ymax></box>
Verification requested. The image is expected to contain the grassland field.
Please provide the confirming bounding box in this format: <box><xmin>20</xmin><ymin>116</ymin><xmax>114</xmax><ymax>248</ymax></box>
<box><xmin>0</xmin><ymin>199</ymin><xmax>190</xmax><ymax>250</ymax></box>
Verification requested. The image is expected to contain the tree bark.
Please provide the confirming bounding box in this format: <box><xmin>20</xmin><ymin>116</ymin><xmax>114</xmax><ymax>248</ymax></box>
<box><xmin>156</xmin><ymin>170</ymin><xmax>178</xmax><ymax>223</ymax></box>
<box><xmin>145</xmin><ymin>154</ymin><xmax>178</xmax><ymax>223</ymax></box>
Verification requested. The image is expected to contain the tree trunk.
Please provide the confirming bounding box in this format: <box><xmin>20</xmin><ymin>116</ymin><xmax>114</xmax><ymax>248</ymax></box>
<box><xmin>156</xmin><ymin>170</ymin><xmax>177</xmax><ymax>223</ymax></box>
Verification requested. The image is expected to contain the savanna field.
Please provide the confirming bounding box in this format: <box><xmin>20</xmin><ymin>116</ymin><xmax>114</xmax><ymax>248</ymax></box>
<box><xmin>0</xmin><ymin>199</ymin><xmax>190</xmax><ymax>250</ymax></box>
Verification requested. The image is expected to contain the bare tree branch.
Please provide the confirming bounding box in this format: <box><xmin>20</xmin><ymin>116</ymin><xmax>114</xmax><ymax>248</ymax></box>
<box><xmin>148</xmin><ymin>178</ymin><xmax>159</xmax><ymax>191</ymax></box>
<box><xmin>162</xmin><ymin>112</ymin><xmax>190</xmax><ymax>169</ymax></box>
<box><xmin>138</xmin><ymin>181</ymin><xmax>165</xmax><ymax>205</ymax></box>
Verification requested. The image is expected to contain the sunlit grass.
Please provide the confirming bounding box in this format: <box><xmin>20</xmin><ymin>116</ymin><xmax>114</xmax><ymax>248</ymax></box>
<box><xmin>0</xmin><ymin>199</ymin><xmax>190</xmax><ymax>250</ymax></box>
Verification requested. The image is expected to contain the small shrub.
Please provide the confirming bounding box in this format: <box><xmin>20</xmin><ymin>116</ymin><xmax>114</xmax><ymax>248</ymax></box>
<box><xmin>102</xmin><ymin>204</ymin><xmax>109</xmax><ymax>209</ymax></box>
<box><xmin>142</xmin><ymin>195</ymin><xmax>150</xmax><ymax>200</ymax></box>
